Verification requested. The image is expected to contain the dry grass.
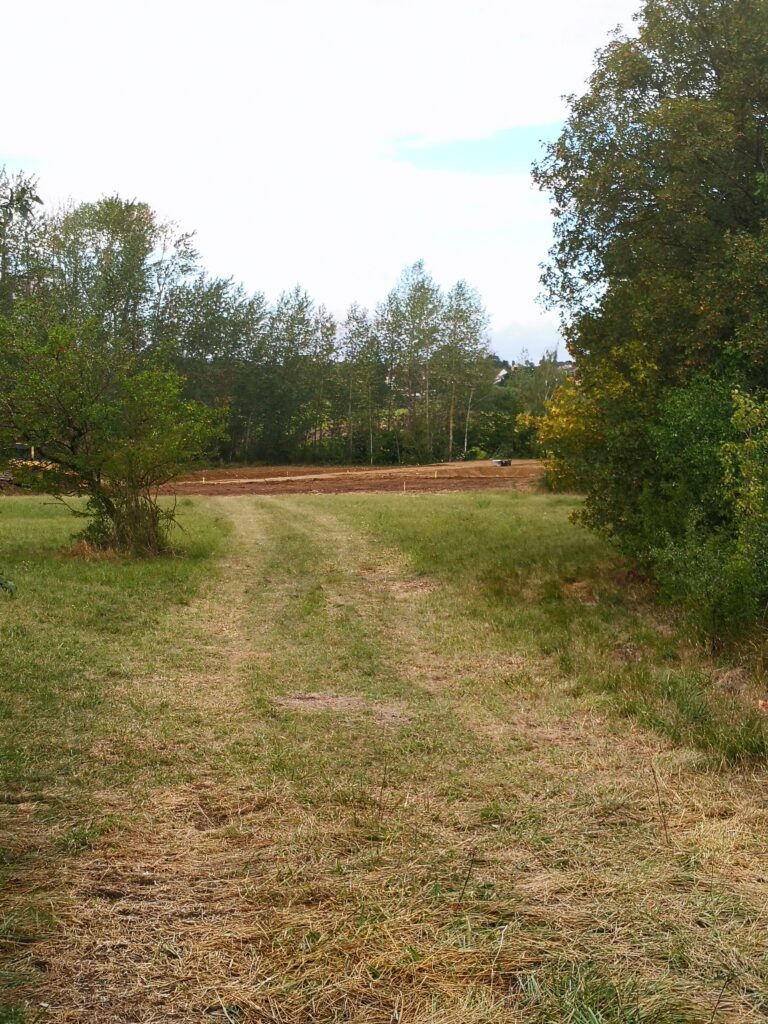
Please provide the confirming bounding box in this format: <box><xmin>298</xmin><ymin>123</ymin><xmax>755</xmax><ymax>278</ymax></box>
<box><xmin>3</xmin><ymin>493</ymin><xmax>768</xmax><ymax>1022</ymax></box>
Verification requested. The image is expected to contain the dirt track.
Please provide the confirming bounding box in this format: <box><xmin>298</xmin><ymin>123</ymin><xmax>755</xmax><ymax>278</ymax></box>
<box><xmin>168</xmin><ymin>459</ymin><xmax>544</xmax><ymax>495</ymax></box>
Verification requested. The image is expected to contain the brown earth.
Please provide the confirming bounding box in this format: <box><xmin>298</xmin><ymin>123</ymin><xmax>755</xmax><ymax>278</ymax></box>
<box><xmin>166</xmin><ymin>459</ymin><xmax>544</xmax><ymax>496</ymax></box>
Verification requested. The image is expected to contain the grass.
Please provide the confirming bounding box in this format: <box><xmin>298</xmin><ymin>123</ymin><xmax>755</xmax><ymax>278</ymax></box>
<box><xmin>333</xmin><ymin>490</ymin><xmax>768</xmax><ymax>762</ymax></box>
<box><xmin>0</xmin><ymin>496</ymin><xmax>229</xmax><ymax>1020</ymax></box>
<box><xmin>0</xmin><ymin>490</ymin><xmax>767</xmax><ymax>1022</ymax></box>
<box><xmin>0</xmin><ymin>496</ymin><xmax>229</xmax><ymax>793</ymax></box>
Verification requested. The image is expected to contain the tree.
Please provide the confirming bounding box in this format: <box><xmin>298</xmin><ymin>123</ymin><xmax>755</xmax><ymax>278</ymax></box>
<box><xmin>534</xmin><ymin>0</ymin><xmax>768</xmax><ymax>635</ymax></box>
<box><xmin>339</xmin><ymin>303</ymin><xmax>386</xmax><ymax>463</ymax></box>
<box><xmin>0</xmin><ymin>322</ymin><xmax>222</xmax><ymax>553</ymax></box>
<box><xmin>0</xmin><ymin>192</ymin><xmax>222</xmax><ymax>553</ymax></box>
<box><xmin>434</xmin><ymin>281</ymin><xmax>490</xmax><ymax>460</ymax></box>
<box><xmin>162</xmin><ymin>275</ymin><xmax>270</xmax><ymax>459</ymax></box>
<box><xmin>534</xmin><ymin>0</ymin><xmax>768</xmax><ymax>533</ymax></box>
<box><xmin>43</xmin><ymin>196</ymin><xmax>198</xmax><ymax>353</ymax></box>
<box><xmin>375</xmin><ymin>262</ymin><xmax>443</xmax><ymax>460</ymax></box>
<box><xmin>0</xmin><ymin>168</ymin><xmax>43</xmax><ymax>315</ymax></box>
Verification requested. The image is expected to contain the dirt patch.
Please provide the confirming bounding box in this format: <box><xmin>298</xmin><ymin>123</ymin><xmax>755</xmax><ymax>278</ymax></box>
<box><xmin>406</xmin><ymin>652</ymin><xmax>529</xmax><ymax>695</ymax></box>
<box><xmin>562</xmin><ymin>580</ymin><xmax>599</xmax><ymax>606</ymax></box>
<box><xmin>162</xmin><ymin>460</ymin><xmax>544</xmax><ymax>496</ymax></box>
<box><xmin>273</xmin><ymin>692</ymin><xmax>412</xmax><ymax>723</ymax></box>
<box><xmin>613</xmin><ymin>641</ymin><xmax>643</xmax><ymax>663</ymax></box>
<box><xmin>714</xmin><ymin>667</ymin><xmax>750</xmax><ymax>693</ymax></box>
<box><xmin>360</xmin><ymin>568</ymin><xmax>437</xmax><ymax>599</ymax></box>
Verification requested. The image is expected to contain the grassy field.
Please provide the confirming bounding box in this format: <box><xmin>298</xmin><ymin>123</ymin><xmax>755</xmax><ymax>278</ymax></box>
<box><xmin>1</xmin><ymin>491</ymin><xmax>767</xmax><ymax>1022</ymax></box>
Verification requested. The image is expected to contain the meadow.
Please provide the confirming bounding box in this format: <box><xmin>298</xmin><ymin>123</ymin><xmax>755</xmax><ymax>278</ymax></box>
<box><xmin>1</xmin><ymin>490</ymin><xmax>767</xmax><ymax>1023</ymax></box>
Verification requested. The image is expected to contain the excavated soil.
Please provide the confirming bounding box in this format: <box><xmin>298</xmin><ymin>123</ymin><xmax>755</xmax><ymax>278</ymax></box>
<box><xmin>165</xmin><ymin>460</ymin><xmax>543</xmax><ymax>496</ymax></box>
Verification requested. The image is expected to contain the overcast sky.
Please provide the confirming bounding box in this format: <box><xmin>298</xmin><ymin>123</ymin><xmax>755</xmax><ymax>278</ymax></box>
<box><xmin>4</xmin><ymin>0</ymin><xmax>639</xmax><ymax>361</ymax></box>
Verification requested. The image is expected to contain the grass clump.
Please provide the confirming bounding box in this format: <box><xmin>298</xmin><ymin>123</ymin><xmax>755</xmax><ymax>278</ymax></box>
<box><xmin>516</xmin><ymin>963</ymin><xmax>700</xmax><ymax>1023</ymax></box>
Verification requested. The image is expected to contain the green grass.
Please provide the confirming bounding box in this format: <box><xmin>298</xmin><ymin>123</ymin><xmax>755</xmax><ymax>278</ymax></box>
<box><xmin>516</xmin><ymin>963</ymin><xmax>699</xmax><ymax>1023</ymax></box>
<box><xmin>0</xmin><ymin>497</ymin><xmax>229</xmax><ymax>793</ymax></box>
<box><xmin>1</xmin><ymin>491</ymin><xmax>766</xmax><ymax>1022</ymax></box>
<box><xmin>0</xmin><ymin>495</ymin><xmax>229</xmax><ymax>1012</ymax></box>
<box><xmin>331</xmin><ymin>490</ymin><xmax>768</xmax><ymax>762</ymax></box>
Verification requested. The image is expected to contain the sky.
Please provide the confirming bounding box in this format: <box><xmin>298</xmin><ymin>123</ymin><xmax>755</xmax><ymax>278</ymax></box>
<box><xmin>3</xmin><ymin>0</ymin><xmax>640</xmax><ymax>362</ymax></box>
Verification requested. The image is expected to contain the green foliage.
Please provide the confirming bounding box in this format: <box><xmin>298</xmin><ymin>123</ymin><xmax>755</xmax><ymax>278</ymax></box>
<box><xmin>465</xmin><ymin>446</ymin><xmax>488</xmax><ymax>461</ymax></box>
<box><xmin>0</xmin><ymin>1004</ymin><xmax>36</xmax><ymax>1024</ymax></box>
<box><xmin>649</xmin><ymin>376</ymin><xmax>737</xmax><ymax>539</ymax></box>
<box><xmin>475</xmin><ymin>351</ymin><xmax>571</xmax><ymax>457</ymax></box>
<box><xmin>1</xmin><ymin>323</ymin><xmax>223</xmax><ymax>553</ymax></box>
<box><xmin>0</xmin><ymin>168</ymin><xmax>42</xmax><ymax>317</ymax></box>
<box><xmin>535</xmin><ymin>0</ymin><xmax>768</xmax><ymax>640</ymax></box>
<box><xmin>0</xmin><ymin>194</ymin><xmax>224</xmax><ymax>553</ymax></box>
<box><xmin>656</xmin><ymin>390</ymin><xmax>768</xmax><ymax>642</ymax></box>
<box><xmin>654</xmin><ymin>530</ymin><xmax>758</xmax><ymax>644</ymax></box>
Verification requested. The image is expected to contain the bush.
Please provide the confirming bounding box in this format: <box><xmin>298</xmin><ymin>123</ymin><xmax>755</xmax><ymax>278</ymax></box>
<box><xmin>654</xmin><ymin>530</ymin><xmax>759</xmax><ymax>646</ymax></box>
<box><xmin>650</xmin><ymin>385</ymin><xmax>768</xmax><ymax>644</ymax></box>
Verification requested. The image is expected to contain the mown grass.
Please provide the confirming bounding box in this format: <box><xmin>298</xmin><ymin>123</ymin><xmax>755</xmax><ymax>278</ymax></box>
<box><xmin>2</xmin><ymin>491</ymin><xmax>767</xmax><ymax>1022</ymax></box>
<box><xmin>0</xmin><ymin>497</ymin><xmax>229</xmax><ymax>793</ymax></box>
<box><xmin>332</xmin><ymin>490</ymin><xmax>768</xmax><ymax>762</ymax></box>
<box><xmin>0</xmin><ymin>496</ymin><xmax>229</xmax><ymax>1020</ymax></box>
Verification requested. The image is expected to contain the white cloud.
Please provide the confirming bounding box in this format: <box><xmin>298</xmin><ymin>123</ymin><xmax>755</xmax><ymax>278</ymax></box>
<box><xmin>4</xmin><ymin>0</ymin><xmax>639</xmax><ymax>359</ymax></box>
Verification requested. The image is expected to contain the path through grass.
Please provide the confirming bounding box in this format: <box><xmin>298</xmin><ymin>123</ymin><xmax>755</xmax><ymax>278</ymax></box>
<box><xmin>2</xmin><ymin>493</ymin><xmax>767</xmax><ymax>1022</ymax></box>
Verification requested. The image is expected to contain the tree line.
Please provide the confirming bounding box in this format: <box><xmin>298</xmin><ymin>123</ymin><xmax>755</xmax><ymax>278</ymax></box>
<box><xmin>0</xmin><ymin>173</ymin><xmax>562</xmax><ymax>552</ymax></box>
<box><xmin>0</xmin><ymin>180</ymin><xmax>562</xmax><ymax>468</ymax></box>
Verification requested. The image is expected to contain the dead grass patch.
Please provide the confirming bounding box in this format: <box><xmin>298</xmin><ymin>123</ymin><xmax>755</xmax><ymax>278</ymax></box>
<box><xmin>273</xmin><ymin>691</ymin><xmax>413</xmax><ymax>725</ymax></box>
<box><xmin>359</xmin><ymin>566</ymin><xmax>437</xmax><ymax>600</ymax></box>
<box><xmin>713</xmin><ymin>667</ymin><xmax>750</xmax><ymax>694</ymax></box>
<box><xmin>58</xmin><ymin>539</ymin><xmax>121</xmax><ymax>561</ymax></box>
<box><xmin>405</xmin><ymin>651</ymin><xmax>529</xmax><ymax>695</ymax></box>
<box><xmin>562</xmin><ymin>579</ymin><xmax>600</xmax><ymax>605</ymax></box>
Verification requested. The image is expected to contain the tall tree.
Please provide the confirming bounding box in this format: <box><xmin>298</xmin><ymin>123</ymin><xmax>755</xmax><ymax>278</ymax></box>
<box><xmin>435</xmin><ymin>280</ymin><xmax>490</xmax><ymax>460</ymax></box>
<box><xmin>375</xmin><ymin>261</ymin><xmax>443</xmax><ymax>461</ymax></box>
<box><xmin>38</xmin><ymin>197</ymin><xmax>199</xmax><ymax>353</ymax></box>
<box><xmin>535</xmin><ymin>0</ymin><xmax>768</xmax><ymax>637</ymax></box>
<box><xmin>534</xmin><ymin>0</ymin><xmax>768</xmax><ymax>546</ymax></box>
<box><xmin>0</xmin><ymin>168</ymin><xmax>43</xmax><ymax>315</ymax></box>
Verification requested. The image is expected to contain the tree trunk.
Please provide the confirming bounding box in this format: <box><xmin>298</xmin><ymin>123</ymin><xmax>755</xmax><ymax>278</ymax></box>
<box><xmin>425</xmin><ymin>362</ymin><xmax>431</xmax><ymax>458</ymax></box>
<box><xmin>463</xmin><ymin>387</ymin><xmax>474</xmax><ymax>456</ymax></box>
<box><xmin>347</xmin><ymin>373</ymin><xmax>354</xmax><ymax>462</ymax></box>
<box><xmin>448</xmin><ymin>383</ymin><xmax>455</xmax><ymax>462</ymax></box>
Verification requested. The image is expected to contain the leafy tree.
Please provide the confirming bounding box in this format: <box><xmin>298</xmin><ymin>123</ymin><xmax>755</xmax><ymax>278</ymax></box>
<box><xmin>0</xmin><ymin>322</ymin><xmax>222</xmax><ymax>553</ymax></box>
<box><xmin>44</xmin><ymin>197</ymin><xmax>198</xmax><ymax>353</ymax></box>
<box><xmin>375</xmin><ymin>261</ymin><xmax>443</xmax><ymax>460</ymax></box>
<box><xmin>163</xmin><ymin>275</ymin><xmax>270</xmax><ymax>459</ymax></box>
<box><xmin>0</xmin><ymin>168</ymin><xmax>43</xmax><ymax>315</ymax></box>
<box><xmin>535</xmin><ymin>0</ymin><xmax>768</xmax><ymax>627</ymax></box>
<box><xmin>434</xmin><ymin>281</ymin><xmax>491</xmax><ymax>460</ymax></box>
<box><xmin>0</xmin><ymin>191</ymin><xmax>222</xmax><ymax>553</ymax></box>
<box><xmin>339</xmin><ymin>303</ymin><xmax>387</xmax><ymax>463</ymax></box>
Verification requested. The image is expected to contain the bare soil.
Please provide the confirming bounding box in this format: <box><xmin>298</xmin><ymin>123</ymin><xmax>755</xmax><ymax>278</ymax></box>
<box><xmin>166</xmin><ymin>459</ymin><xmax>543</xmax><ymax>496</ymax></box>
